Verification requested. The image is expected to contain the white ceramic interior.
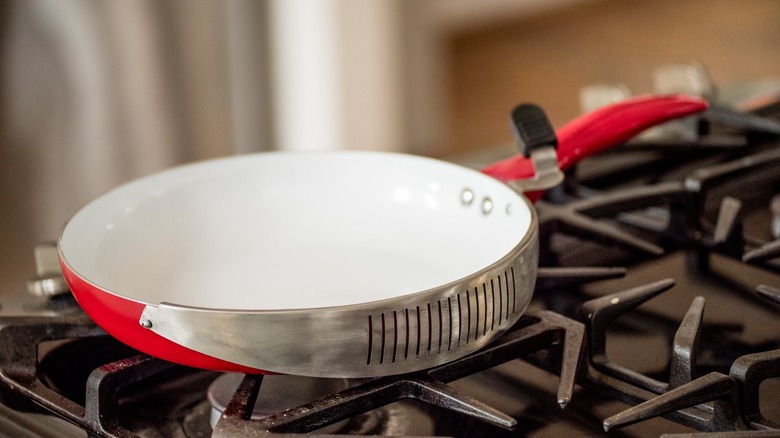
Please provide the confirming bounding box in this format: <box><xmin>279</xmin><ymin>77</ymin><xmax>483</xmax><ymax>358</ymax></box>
<box><xmin>59</xmin><ymin>151</ymin><xmax>532</xmax><ymax>310</ymax></box>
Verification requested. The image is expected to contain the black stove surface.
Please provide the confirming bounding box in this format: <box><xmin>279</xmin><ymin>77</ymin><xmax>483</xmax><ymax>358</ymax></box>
<box><xmin>1</xmin><ymin>102</ymin><xmax>780</xmax><ymax>437</ymax></box>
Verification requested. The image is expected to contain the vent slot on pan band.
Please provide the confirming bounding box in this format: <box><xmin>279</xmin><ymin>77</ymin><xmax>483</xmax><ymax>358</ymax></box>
<box><xmin>366</xmin><ymin>268</ymin><xmax>521</xmax><ymax>366</ymax></box>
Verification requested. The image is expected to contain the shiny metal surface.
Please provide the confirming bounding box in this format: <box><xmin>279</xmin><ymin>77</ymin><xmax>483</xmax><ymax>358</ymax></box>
<box><xmin>507</xmin><ymin>147</ymin><xmax>564</xmax><ymax>192</ymax></box>
<box><xmin>139</xmin><ymin>197</ymin><xmax>539</xmax><ymax>378</ymax></box>
<box><xmin>207</xmin><ymin>373</ymin><xmax>349</xmax><ymax>431</ymax></box>
<box><xmin>460</xmin><ymin>188</ymin><xmax>475</xmax><ymax>205</ymax></box>
<box><xmin>26</xmin><ymin>243</ymin><xmax>69</xmax><ymax>298</ymax></box>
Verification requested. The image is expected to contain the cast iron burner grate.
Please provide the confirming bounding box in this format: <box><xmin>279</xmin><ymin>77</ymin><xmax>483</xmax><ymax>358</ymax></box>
<box><xmin>0</xmin><ymin>264</ymin><xmax>777</xmax><ymax>436</ymax></box>
<box><xmin>2</xmin><ymin>100</ymin><xmax>780</xmax><ymax>437</ymax></box>
<box><xmin>0</xmin><ymin>278</ymin><xmax>594</xmax><ymax>437</ymax></box>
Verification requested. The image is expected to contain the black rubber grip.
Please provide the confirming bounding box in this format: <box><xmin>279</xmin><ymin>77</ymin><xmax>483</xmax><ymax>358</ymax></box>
<box><xmin>510</xmin><ymin>103</ymin><xmax>557</xmax><ymax>157</ymax></box>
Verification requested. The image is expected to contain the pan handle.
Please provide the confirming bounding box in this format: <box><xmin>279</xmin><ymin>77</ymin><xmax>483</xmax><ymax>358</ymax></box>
<box><xmin>506</xmin><ymin>103</ymin><xmax>563</xmax><ymax>193</ymax></box>
<box><xmin>481</xmin><ymin>94</ymin><xmax>709</xmax><ymax>198</ymax></box>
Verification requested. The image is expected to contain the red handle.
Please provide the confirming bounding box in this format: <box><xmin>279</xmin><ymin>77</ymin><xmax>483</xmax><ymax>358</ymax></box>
<box><xmin>481</xmin><ymin>94</ymin><xmax>709</xmax><ymax>186</ymax></box>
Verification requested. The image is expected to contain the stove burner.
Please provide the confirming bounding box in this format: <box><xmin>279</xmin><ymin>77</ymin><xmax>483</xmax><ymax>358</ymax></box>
<box><xmin>1</xmin><ymin>85</ymin><xmax>780</xmax><ymax>437</ymax></box>
<box><xmin>207</xmin><ymin>373</ymin><xmax>349</xmax><ymax>433</ymax></box>
<box><xmin>211</xmin><ymin>309</ymin><xmax>585</xmax><ymax>435</ymax></box>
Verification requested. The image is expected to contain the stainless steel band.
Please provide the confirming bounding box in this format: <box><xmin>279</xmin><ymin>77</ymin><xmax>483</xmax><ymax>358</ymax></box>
<box><xmin>140</xmin><ymin>201</ymin><xmax>539</xmax><ymax>378</ymax></box>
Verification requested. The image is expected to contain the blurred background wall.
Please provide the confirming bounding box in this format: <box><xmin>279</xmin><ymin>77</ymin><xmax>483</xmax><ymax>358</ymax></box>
<box><xmin>1</xmin><ymin>0</ymin><xmax>779</xmax><ymax>292</ymax></box>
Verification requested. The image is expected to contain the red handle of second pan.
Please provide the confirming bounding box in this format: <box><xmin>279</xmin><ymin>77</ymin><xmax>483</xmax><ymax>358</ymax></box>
<box><xmin>481</xmin><ymin>94</ymin><xmax>709</xmax><ymax>191</ymax></box>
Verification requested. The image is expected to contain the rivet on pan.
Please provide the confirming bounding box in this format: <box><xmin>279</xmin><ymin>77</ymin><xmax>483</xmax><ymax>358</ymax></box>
<box><xmin>461</xmin><ymin>188</ymin><xmax>474</xmax><ymax>206</ymax></box>
<box><xmin>140</xmin><ymin>319</ymin><xmax>153</xmax><ymax>329</ymax></box>
<box><xmin>481</xmin><ymin>197</ymin><xmax>493</xmax><ymax>215</ymax></box>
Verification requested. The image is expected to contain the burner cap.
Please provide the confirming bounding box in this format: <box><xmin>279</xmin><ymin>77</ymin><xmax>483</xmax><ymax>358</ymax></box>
<box><xmin>207</xmin><ymin>373</ymin><xmax>349</xmax><ymax>433</ymax></box>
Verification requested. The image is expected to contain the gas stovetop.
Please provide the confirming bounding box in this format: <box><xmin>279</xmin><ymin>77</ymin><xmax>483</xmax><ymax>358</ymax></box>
<box><xmin>1</xmin><ymin>93</ymin><xmax>780</xmax><ymax>437</ymax></box>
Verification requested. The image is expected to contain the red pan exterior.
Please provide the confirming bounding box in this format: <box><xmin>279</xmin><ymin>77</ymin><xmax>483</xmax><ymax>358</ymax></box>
<box><xmin>60</xmin><ymin>258</ymin><xmax>264</xmax><ymax>374</ymax></box>
<box><xmin>481</xmin><ymin>94</ymin><xmax>709</xmax><ymax>191</ymax></box>
<box><xmin>58</xmin><ymin>95</ymin><xmax>708</xmax><ymax>374</ymax></box>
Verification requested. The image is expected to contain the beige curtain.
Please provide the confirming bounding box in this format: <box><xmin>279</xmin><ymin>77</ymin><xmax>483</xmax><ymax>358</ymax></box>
<box><xmin>0</xmin><ymin>0</ymin><xmax>271</xmax><ymax>290</ymax></box>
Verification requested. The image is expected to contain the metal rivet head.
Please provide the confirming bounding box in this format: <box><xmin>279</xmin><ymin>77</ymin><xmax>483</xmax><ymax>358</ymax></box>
<box><xmin>481</xmin><ymin>197</ymin><xmax>493</xmax><ymax>215</ymax></box>
<box><xmin>461</xmin><ymin>188</ymin><xmax>474</xmax><ymax>205</ymax></box>
<box><xmin>140</xmin><ymin>319</ymin><xmax>153</xmax><ymax>329</ymax></box>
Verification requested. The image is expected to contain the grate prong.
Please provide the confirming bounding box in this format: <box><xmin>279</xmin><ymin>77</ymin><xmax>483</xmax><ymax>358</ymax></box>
<box><xmin>756</xmin><ymin>285</ymin><xmax>780</xmax><ymax>305</ymax></box>
<box><xmin>602</xmin><ymin>372</ymin><xmax>741</xmax><ymax>433</ymax></box>
<box><xmin>743</xmin><ymin>239</ymin><xmax>780</xmax><ymax>263</ymax></box>
<box><xmin>669</xmin><ymin>296</ymin><xmax>705</xmax><ymax>389</ymax></box>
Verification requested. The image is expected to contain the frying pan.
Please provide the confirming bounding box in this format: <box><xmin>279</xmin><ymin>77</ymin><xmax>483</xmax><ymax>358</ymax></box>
<box><xmin>58</xmin><ymin>95</ymin><xmax>707</xmax><ymax>378</ymax></box>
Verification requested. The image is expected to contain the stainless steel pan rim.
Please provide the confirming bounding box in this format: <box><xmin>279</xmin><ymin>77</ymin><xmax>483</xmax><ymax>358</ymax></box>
<box><xmin>57</xmin><ymin>98</ymin><xmax>709</xmax><ymax>377</ymax></box>
<box><xmin>140</xmin><ymin>196</ymin><xmax>538</xmax><ymax>378</ymax></box>
<box><xmin>59</xmin><ymin>151</ymin><xmax>539</xmax><ymax>377</ymax></box>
